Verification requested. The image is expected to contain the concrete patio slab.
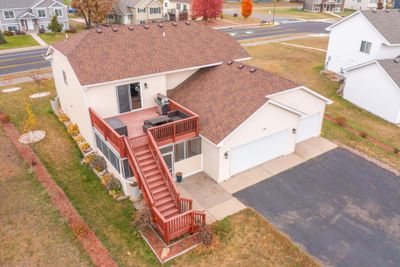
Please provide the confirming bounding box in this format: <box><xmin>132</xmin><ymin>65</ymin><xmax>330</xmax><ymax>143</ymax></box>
<box><xmin>221</xmin><ymin>166</ymin><xmax>273</xmax><ymax>194</ymax></box>
<box><xmin>261</xmin><ymin>153</ymin><xmax>305</xmax><ymax>175</ymax></box>
<box><xmin>295</xmin><ymin>137</ymin><xmax>337</xmax><ymax>160</ymax></box>
<box><xmin>207</xmin><ymin>198</ymin><xmax>246</xmax><ymax>221</ymax></box>
<box><xmin>180</xmin><ymin>172</ymin><xmax>232</xmax><ymax>209</ymax></box>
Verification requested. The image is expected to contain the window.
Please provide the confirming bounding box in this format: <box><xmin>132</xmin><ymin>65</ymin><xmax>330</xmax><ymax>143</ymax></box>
<box><xmin>4</xmin><ymin>10</ymin><xmax>15</xmax><ymax>19</ymax></box>
<box><xmin>164</xmin><ymin>2</ymin><xmax>168</xmax><ymax>7</ymax></box>
<box><xmin>360</xmin><ymin>40</ymin><xmax>372</xmax><ymax>54</ymax></box>
<box><xmin>314</xmin><ymin>7</ymin><xmax>321</xmax><ymax>11</ymax></box>
<box><xmin>150</xmin><ymin>7</ymin><xmax>161</xmax><ymax>14</ymax></box>
<box><xmin>54</xmin><ymin>8</ymin><xmax>63</xmax><ymax>17</ymax></box>
<box><xmin>138</xmin><ymin>8</ymin><xmax>146</xmax><ymax>13</ymax></box>
<box><xmin>62</xmin><ymin>70</ymin><xmax>67</xmax><ymax>85</ymax></box>
<box><xmin>176</xmin><ymin>3</ymin><xmax>181</xmax><ymax>9</ymax></box>
<box><xmin>94</xmin><ymin>130</ymin><xmax>121</xmax><ymax>173</ymax></box>
<box><xmin>121</xmin><ymin>159</ymin><xmax>133</xmax><ymax>179</ymax></box>
<box><xmin>334</xmin><ymin>7</ymin><xmax>341</xmax><ymax>12</ymax></box>
<box><xmin>335</xmin><ymin>0</ymin><xmax>342</xmax><ymax>3</ymax></box>
<box><xmin>314</xmin><ymin>0</ymin><xmax>321</xmax><ymax>4</ymax></box>
<box><xmin>38</xmin><ymin>9</ymin><xmax>46</xmax><ymax>18</ymax></box>
<box><xmin>39</xmin><ymin>24</ymin><xmax>46</xmax><ymax>30</ymax></box>
<box><xmin>183</xmin><ymin>4</ymin><xmax>187</xmax><ymax>11</ymax></box>
<box><xmin>7</xmin><ymin>25</ymin><xmax>18</xmax><ymax>32</ymax></box>
<box><xmin>174</xmin><ymin>137</ymin><xmax>202</xmax><ymax>162</ymax></box>
<box><xmin>139</xmin><ymin>20</ymin><xmax>146</xmax><ymax>24</ymax></box>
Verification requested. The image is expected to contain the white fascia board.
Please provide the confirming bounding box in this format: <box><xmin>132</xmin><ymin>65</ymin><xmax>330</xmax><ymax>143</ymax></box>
<box><xmin>326</xmin><ymin>11</ymin><xmax>361</xmax><ymax>31</ymax></box>
<box><xmin>268</xmin><ymin>99</ymin><xmax>307</xmax><ymax>117</ymax></box>
<box><xmin>266</xmin><ymin>86</ymin><xmax>333</xmax><ymax>105</ymax></box>
<box><xmin>344</xmin><ymin>60</ymin><xmax>377</xmax><ymax>72</ymax></box>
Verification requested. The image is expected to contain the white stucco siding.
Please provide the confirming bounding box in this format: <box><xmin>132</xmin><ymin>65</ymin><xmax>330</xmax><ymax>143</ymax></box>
<box><xmin>344</xmin><ymin>63</ymin><xmax>400</xmax><ymax>123</ymax></box>
<box><xmin>217</xmin><ymin>102</ymin><xmax>299</xmax><ymax>182</ymax></box>
<box><xmin>51</xmin><ymin>49</ymin><xmax>94</xmax><ymax>146</ymax></box>
<box><xmin>174</xmin><ymin>154</ymin><xmax>202</xmax><ymax>177</ymax></box>
<box><xmin>166</xmin><ymin>69</ymin><xmax>197</xmax><ymax>90</ymax></box>
<box><xmin>201</xmin><ymin>137</ymin><xmax>220</xmax><ymax>180</ymax></box>
<box><xmin>85</xmin><ymin>74</ymin><xmax>167</xmax><ymax>118</ymax></box>
<box><xmin>325</xmin><ymin>13</ymin><xmax>386</xmax><ymax>73</ymax></box>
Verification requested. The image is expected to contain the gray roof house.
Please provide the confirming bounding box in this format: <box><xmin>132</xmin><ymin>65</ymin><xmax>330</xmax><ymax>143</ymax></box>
<box><xmin>106</xmin><ymin>0</ymin><xmax>163</xmax><ymax>25</ymax></box>
<box><xmin>0</xmin><ymin>0</ymin><xmax>69</xmax><ymax>33</ymax></box>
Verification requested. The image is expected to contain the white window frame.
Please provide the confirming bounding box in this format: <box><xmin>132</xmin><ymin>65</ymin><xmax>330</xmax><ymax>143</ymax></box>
<box><xmin>176</xmin><ymin>3</ymin><xmax>181</xmax><ymax>10</ymax></box>
<box><xmin>4</xmin><ymin>10</ymin><xmax>15</xmax><ymax>20</ymax></box>
<box><xmin>62</xmin><ymin>70</ymin><xmax>68</xmax><ymax>85</ymax></box>
<box><xmin>334</xmin><ymin>7</ymin><xmax>341</xmax><ymax>12</ymax></box>
<box><xmin>7</xmin><ymin>25</ymin><xmax>18</xmax><ymax>32</ymax></box>
<box><xmin>39</xmin><ymin>24</ymin><xmax>46</xmax><ymax>30</ymax></box>
<box><xmin>314</xmin><ymin>7</ymin><xmax>321</xmax><ymax>11</ymax></box>
<box><xmin>360</xmin><ymin>40</ymin><xmax>372</xmax><ymax>54</ymax></box>
<box><xmin>54</xmin><ymin>8</ymin><xmax>63</xmax><ymax>17</ymax></box>
<box><xmin>150</xmin><ymin>7</ymin><xmax>161</xmax><ymax>14</ymax></box>
<box><xmin>37</xmin><ymin>9</ymin><xmax>47</xmax><ymax>18</ymax></box>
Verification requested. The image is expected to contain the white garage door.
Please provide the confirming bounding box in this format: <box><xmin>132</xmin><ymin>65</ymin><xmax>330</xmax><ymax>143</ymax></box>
<box><xmin>296</xmin><ymin>113</ymin><xmax>321</xmax><ymax>143</ymax></box>
<box><xmin>230</xmin><ymin>130</ymin><xmax>289</xmax><ymax>176</ymax></box>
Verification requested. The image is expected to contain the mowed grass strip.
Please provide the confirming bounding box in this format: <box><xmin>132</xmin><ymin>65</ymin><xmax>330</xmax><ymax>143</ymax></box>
<box><xmin>0</xmin><ymin>35</ymin><xmax>39</xmax><ymax>50</ymax></box>
<box><xmin>0</xmin><ymin>79</ymin><xmax>320</xmax><ymax>266</ymax></box>
<box><xmin>246</xmin><ymin>42</ymin><xmax>400</xmax><ymax>170</ymax></box>
<box><xmin>0</xmin><ymin>128</ymin><xmax>92</xmax><ymax>266</ymax></box>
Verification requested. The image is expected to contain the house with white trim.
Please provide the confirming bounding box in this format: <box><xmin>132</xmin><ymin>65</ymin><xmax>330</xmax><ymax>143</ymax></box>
<box><xmin>325</xmin><ymin>10</ymin><xmax>400</xmax><ymax>123</ymax></box>
<box><xmin>106</xmin><ymin>0</ymin><xmax>163</xmax><ymax>25</ymax></box>
<box><xmin>46</xmin><ymin>22</ymin><xmax>331</xmax><ymax>243</ymax></box>
<box><xmin>0</xmin><ymin>0</ymin><xmax>69</xmax><ymax>33</ymax></box>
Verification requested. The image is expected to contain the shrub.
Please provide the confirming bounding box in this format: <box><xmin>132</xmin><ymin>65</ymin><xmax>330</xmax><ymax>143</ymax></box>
<box><xmin>67</xmin><ymin>123</ymin><xmax>79</xmax><ymax>135</ymax></box>
<box><xmin>0</xmin><ymin>112</ymin><xmax>10</xmax><ymax>123</ymax></box>
<box><xmin>198</xmin><ymin>226</ymin><xmax>215</xmax><ymax>247</ymax></box>
<box><xmin>105</xmin><ymin>177</ymin><xmax>122</xmax><ymax>192</ymax></box>
<box><xmin>359</xmin><ymin>131</ymin><xmax>368</xmax><ymax>138</ymax></box>
<box><xmin>101</xmin><ymin>173</ymin><xmax>113</xmax><ymax>186</ymax></box>
<box><xmin>79</xmin><ymin>142</ymin><xmax>91</xmax><ymax>152</ymax></box>
<box><xmin>58</xmin><ymin>113</ymin><xmax>70</xmax><ymax>122</ymax></box>
<box><xmin>90</xmin><ymin>154</ymin><xmax>107</xmax><ymax>172</ymax></box>
<box><xmin>0</xmin><ymin>31</ymin><xmax>6</xmax><ymax>44</ymax></box>
<box><xmin>233</xmin><ymin>13</ymin><xmax>238</xmax><ymax>17</ymax></box>
<box><xmin>3</xmin><ymin>31</ymin><xmax>13</xmax><ymax>36</ymax></box>
<box><xmin>394</xmin><ymin>148</ymin><xmax>399</xmax><ymax>155</ymax></box>
<box><xmin>212</xmin><ymin>217</ymin><xmax>233</xmax><ymax>243</ymax></box>
<box><xmin>219</xmin><ymin>13</ymin><xmax>224</xmax><ymax>19</ymax></box>
<box><xmin>336</xmin><ymin>117</ymin><xmax>347</xmax><ymax>127</ymax></box>
<box><xmin>38</xmin><ymin>28</ymin><xmax>46</xmax><ymax>34</ymax></box>
<box><xmin>48</xmin><ymin>16</ymin><xmax>63</xmax><ymax>33</ymax></box>
<box><xmin>65</xmin><ymin>27</ymin><xmax>77</xmax><ymax>33</ymax></box>
<box><xmin>83</xmin><ymin>152</ymin><xmax>96</xmax><ymax>165</ymax></box>
<box><xmin>15</xmin><ymin>30</ymin><xmax>26</xmax><ymax>35</ymax></box>
<box><xmin>131</xmin><ymin>206</ymin><xmax>152</xmax><ymax>230</ymax></box>
<box><xmin>74</xmin><ymin>135</ymin><xmax>85</xmax><ymax>143</ymax></box>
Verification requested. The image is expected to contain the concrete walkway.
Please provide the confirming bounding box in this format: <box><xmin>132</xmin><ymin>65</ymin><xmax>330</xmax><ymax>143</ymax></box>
<box><xmin>0</xmin><ymin>72</ymin><xmax>53</xmax><ymax>86</ymax></box>
<box><xmin>241</xmin><ymin>33</ymin><xmax>328</xmax><ymax>47</ymax></box>
<box><xmin>27</xmin><ymin>32</ymin><xmax>47</xmax><ymax>46</ymax></box>
<box><xmin>221</xmin><ymin>137</ymin><xmax>337</xmax><ymax>194</ymax></box>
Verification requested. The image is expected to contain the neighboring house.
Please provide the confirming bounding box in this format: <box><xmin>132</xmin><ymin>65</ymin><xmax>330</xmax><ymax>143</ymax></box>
<box><xmin>0</xmin><ymin>0</ymin><xmax>69</xmax><ymax>33</ymax></box>
<box><xmin>303</xmin><ymin>0</ymin><xmax>345</xmax><ymax>13</ymax></box>
<box><xmin>343</xmin><ymin>59</ymin><xmax>400</xmax><ymax>124</ymax></box>
<box><xmin>395</xmin><ymin>0</ymin><xmax>400</xmax><ymax>8</ymax></box>
<box><xmin>46</xmin><ymin>22</ymin><xmax>331</xmax><ymax>243</ymax></box>
<box><xmin>106</xmin><ymin>0</ymin><xmax>163</xmax><ymax>25</ymax></box>
<box><xmin>163</xmin><ymin>0</ymin><xmax>192</xmax><ymax>21</ymax></box>
<box><xmin>325</xmin><ymin>10</ymin><xmax>400</xmax><ymax>74</ymax></box>
<box><xmin>325</xmin><ymin>10</ymin><xmax>400</xmax><ymax>124</ymax></box>
<box><xmin>344</xmin><ymin>0</ymin><xmax>381</xmax><ymax>10</ymax></box>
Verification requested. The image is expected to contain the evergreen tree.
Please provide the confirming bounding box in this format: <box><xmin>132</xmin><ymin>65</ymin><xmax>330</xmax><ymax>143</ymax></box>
<box><xmin>0</xmin><ymin>31</ymin><xmax>7</xmax><ymax>44</ymax></box>
<box><xmin>48</xmin><ymin>16</ymin><xmax>63</xmax><ymax>33</ymax></box>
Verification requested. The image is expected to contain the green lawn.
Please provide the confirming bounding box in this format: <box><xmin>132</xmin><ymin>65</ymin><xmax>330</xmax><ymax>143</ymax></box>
<box><xmin>255</xmin><ymin>7</ymin><xmax>338</xmax><ymax>20</ymax></box>
<box><xmin>39</xmin><ymin>21</ymin><xmax>86</xmax><ymax>45</ymax></box>
<box><xmin>246</xmin><ymin>42</ymin><xmax>400</xmax><ymax>170</ymax></box>
<box><xmin>0</xmin><ymin>35</ymin><xmax>39</xmax><ymax>50</ymax></box>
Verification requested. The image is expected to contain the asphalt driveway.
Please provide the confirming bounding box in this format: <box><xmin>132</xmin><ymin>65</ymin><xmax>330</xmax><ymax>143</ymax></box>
<box><xmin>235</xmin><ymin>148</ymin><xmax>400</xmax><ymax>266</ymax></box>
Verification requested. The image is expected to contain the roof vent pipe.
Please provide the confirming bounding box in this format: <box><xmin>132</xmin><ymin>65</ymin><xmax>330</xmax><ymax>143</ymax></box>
<box><xmin>238</xmin><ymin>64</ymin><xmax>244</xmax><ymax>69</ymax></box>
<box><xmin>185</xmin><ymin>21</ymin><xmax>191</xmax><ymax>25</ymax></box>
<box><xmin>227</xmin><ymin>61</ymin><xmax>233</xmax><ymax>65</ymax></box>
<box><xmin>96</xmin><ymin>27</ymin><xmax>102</xmax><ymax>33</ymax></box>
<box><xmin>112</xmin><ymin>27</ymin><xmax>118</xmax><ymax>32</ymax></box>
<box><xmin>144</xmin><ymin>24</ymin><xmax>150</xmax><ymax>29</ymax></box>
<box><xmin>158</xmin><ymin>23</ymin><xmax>163</xmax><ymax>28</ymax></box>
<box><xmin>172</xmin><ymin>22</ymin><xmax>178</xmax><ymax>26</ymax></box>
<box><xmin>249</xmin><ymin>68</ymin><xmax>257</xmax><ymax>73</ymax></box>
<box><xmin>128</xmin><ymin>26</ymin><xmax>134</xmax><ymax>31</ymax></box>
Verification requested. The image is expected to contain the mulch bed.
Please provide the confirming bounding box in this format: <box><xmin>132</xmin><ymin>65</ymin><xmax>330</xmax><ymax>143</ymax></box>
<box><xmin>324</xmin><ymin>114</ymin><xmax>399</xmax><ymax>156</ymax></box>
<box><xmin>1</xmin><ymin>122</ymin><xmax>118</xmax><ymax>267</ymax></box>
<box><xmin>140</xmin><ymin>224</ymin><xmax>201</xmax><ymax>263</ymax></box>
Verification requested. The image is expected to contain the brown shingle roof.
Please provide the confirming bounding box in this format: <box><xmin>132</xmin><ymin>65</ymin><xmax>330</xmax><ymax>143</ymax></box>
<box><xmin>167</xmin><ymin>62</ymin><xmax>299</xmax><ymax>144</ymax></box>
<box><xmin>52</xmin><ymin>22</ymin><xmax>249</xmax><ymax>86</ymax></box>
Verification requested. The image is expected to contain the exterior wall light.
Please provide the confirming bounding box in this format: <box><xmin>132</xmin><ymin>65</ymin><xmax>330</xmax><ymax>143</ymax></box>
<box><xmin>292</xmin><ymin>128</ymin><xmax>297</xmax><ymax>134</ymax></box>
<box><xmin>144</xmin><ymin>82</ymin><xmax>148</xmax><ymax>89</ymax></box>
<box><xmin>224</xmin><ymin>151</ymin><xmax>229</xmax><ymax>159</ymax></box>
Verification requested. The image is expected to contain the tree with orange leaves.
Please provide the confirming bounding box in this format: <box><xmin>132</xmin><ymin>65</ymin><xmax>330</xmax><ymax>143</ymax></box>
<box><xmin>241</xmin><ymin>0</ymin><xmax>253</xmax><ymax>19</ymax></box>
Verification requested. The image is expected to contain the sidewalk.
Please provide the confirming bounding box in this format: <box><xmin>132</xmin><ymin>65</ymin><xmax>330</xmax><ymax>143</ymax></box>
<box><xmin>0</xmin><ymin>72</ymin><xmax>53</xmax><ymax>86</ymax></box>
<box><xmin>0</xmin><ymin>45</ymin><xmax>47</xmax><ymax>55</ymax></box>
<box><xmin>28</xmin><ymin>32</ymin><xmax>47</xmax><ymax>46</ymax></box>
<box><xmin>240</xmin><ymin>33</ymin><xmax>328</xmax><ymax>47</ymax></box>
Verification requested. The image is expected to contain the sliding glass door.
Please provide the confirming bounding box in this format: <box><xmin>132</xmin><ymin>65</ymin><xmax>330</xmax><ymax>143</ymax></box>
<box><xmin>116</xmin><ymin>82</ymin><xmax>142</xmax><ymax>113</ymax></box>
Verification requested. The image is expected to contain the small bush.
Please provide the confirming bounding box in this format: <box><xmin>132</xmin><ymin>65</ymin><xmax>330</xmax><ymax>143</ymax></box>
<box><xmin>106</xmin><ymin>177</ymin><xmax>122</xmax><ymax>192</ymax></box>
<box><xmin>15</xmin><ymin>30</ymin><xmax>26</xmax><ymax>35</ymax></box>
<box><xmin>0</xmin><ymin>112</ymin><xmax>10</xmax><ymax>123</ymax></box>
<box><xmin>359</xmin><ymin>131</ymin><xmax>368</xmax><ymax>138</ymax></box>
<box><xmin>67</xmin><ymin>123</ymin><xmax>79</xmax><ymax>135</ymax></box>
<box><xmin>394</xmin><ymin>148</ymin><xmax>399</xmax><ymax>155</ymax></box>
<box><xmin>198</xmin><ymin>226</ymin><xmax>215</xmax><ymax>247</ymax></box>
<box><xmin>233</xmin><ymin>13</ymin><xmax>238</xmax><ymax>17</ymax></box>
<box><xmin>3</xmin><ymin>31</ymin><xmax>13</xmax><ymax>36</ymax></box>
<box><xmin>0</xmin><ymin>31</ymin><xmax>7</xmax><ymax>44</ymax></box>
<box><xmin>58</xmin><ymin>113</ymin><xmax>70</xmax><ymax>122</ymax></box>
<box><xmin>38</xmin><ymin>28</ymin><xmax>46</xmax><ymax>34</ymax></box>
<box><xmin>90</xmin><ymin>154</ymin><xmax>107</xmax><ymax>172</ymax></box>
<box><xmin>83</xmin><ymin>153</ymin><xmax>96</xmax><ymax>165</ymax></box>
<box><xmin>212</xmin><ymin>217</ymin><xmax>233</xmax><ymax>243</ymax></box>
<box><xmin>74</xmin><ymin>135</ymin><xmax>85</xmax><ymax>143</ymax></box>
<box><xmin>336</xmin><ymin>117</ymin><xmax>347</xmax><ymax>127</ymax></box>
<box><xmin>79</xmin><ymin>142</ymin><xmax>91</xmax><ymax>152</ymax></box>
<box><xmin>131</xmin><ymin>206</ymin><xmax>152</xmax><ymax>230</ymax></box>
<box><xmin>65</xmin><ymin>27</ymin><xmax>77</xmax><ymax>33</ymax></box>
<box><xmin>48</xmin><ymin>16</ymin><xmax>63</xmax><ymax>33</ymax></box>
<box><xmin>101</xmin><ymin>173</ymin><xmax>113</xmax><ymax>186</ymax></box>
<box><xmin>219</xmin><ymin>13</ymin><xmax>224</xmax><ymax>19</ymax></box>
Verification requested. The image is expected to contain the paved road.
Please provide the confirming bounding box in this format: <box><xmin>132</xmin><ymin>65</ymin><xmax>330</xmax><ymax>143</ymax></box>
<box><xmin>219</xmin><ymin>21</ymin><xmax>331</xmax><ymax>40</ymax></box>
<box><xmin>235</xmin><ymin>148</ymin><xmax>400</xmax><ymax>267</ymax></box>
<box><xmin>0</xmin><ymin>48</ymin><xmax>50</xmax><ymax>76</ymax></box>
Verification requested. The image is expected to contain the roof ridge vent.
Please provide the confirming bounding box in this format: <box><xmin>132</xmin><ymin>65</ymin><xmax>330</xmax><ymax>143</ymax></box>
<box><xmin>172</xmin><ymin>22</ymin><xmax>178</xmax><ymax>26</ymax></box>
<box><xmin>128</xmin><ymin>26</ymin><xmax>134</xmax><ymax>31</ymax></box>
<box><xmin>158</xmin><ymin>22</ymin><xmax>163</xmax><ymax>28</ymax></box>
<box><xmin>227</xmin><ymin>61</ymin><xmax>233</xmax><ymax>65</ymax></box>
<box><xmin>249</xmin><ymin>68</ymin><xmax>257</xmax><ymax>73</ymax></box>
<box><xmin>238</xmin><ymin>64</ymin><xmax>244</xmax><ymax>69</ymax></box>
<box><xmin>185</xmin><ymin>21</ymin><xmax>191</xmax><ymax>25</ymax></box>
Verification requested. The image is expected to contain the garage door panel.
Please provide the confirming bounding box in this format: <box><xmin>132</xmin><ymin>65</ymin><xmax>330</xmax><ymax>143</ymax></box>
<box><xmin>296</xmin><ymin>113</ymin><xmax>321</xmax><ymax>143</ymax></box>
<box><xmin>230</xmin><ymin>130</ymin><xmax>289</xmax><ymax>175</ymax></box>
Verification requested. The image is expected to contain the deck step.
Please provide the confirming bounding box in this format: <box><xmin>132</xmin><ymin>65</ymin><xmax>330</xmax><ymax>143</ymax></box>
<box><xmin>146</xmin><ymin>173</ymin><xmax>164</xmax><ymax>183</ymax></box>
<box><xmin>154</xmin><ymin>190</ymin><xmax>171</xmax><ymax>201</ymax></box>
<box><xmin>144</xmin><ymin>169</ymin><xmax>160</xmax><ymax>178</ymax></box>
<box><xmin>149</xmin><ymin>179</ymin><xmax>165</xmax><ymax>189</ymax></box>
<box><xmin>156</xmin><ymin>195</ymin><xmax>174</xmax><ymax>206</ymax></box>
<box><xmin>142</xmin><ymin>164</ymin><xmax>158</xmax><ymax>172</ymax></box>
<box><xmin>138</xmin><ymin>157</ymin><xmax>154</xmax><ymax>166</ymax></box>
<box><xmin>152</xmin><ymin>185</ymin><xmax>168</xmax><ymax>195</ymax></box>
<box><xmin>158</xmin><ymin>201</ymin><xmax>177</xmax><ymax>213</ymax></box>
<box><xmin>163</xmin><ymin>207</ymin><xmax>179</xmax><ymax>219</ymax></box>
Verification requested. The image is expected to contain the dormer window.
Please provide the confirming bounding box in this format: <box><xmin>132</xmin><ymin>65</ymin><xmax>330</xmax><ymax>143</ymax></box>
<box><xmin>4</xmin><ymin>10</ymin><xmax>15</xmax><ymax>19</ymax></box>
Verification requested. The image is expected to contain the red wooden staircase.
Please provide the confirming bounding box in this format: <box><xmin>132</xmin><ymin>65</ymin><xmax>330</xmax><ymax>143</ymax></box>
<box><xmin>124</xmin><ymin>133</ymin><xmax>206</xmax><ymax>244</ymax></box>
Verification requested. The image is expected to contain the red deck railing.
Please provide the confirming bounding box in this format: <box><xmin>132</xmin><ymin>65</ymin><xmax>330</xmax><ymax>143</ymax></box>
<box><xmin>89</xmin><ymin>108</ymin><xmax>126</xmax><ymax>157</ymax></box>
